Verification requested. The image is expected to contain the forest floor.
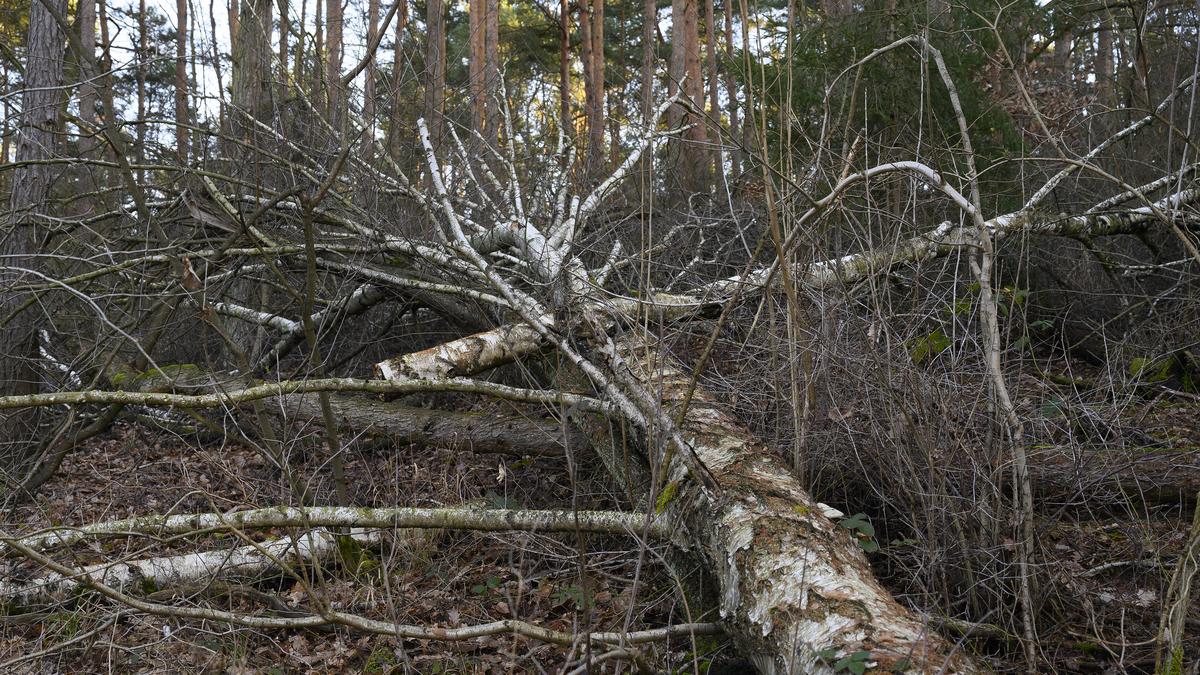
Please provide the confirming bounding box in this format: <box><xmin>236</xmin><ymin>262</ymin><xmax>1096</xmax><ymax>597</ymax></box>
<box><xmin>1</xmin><ymin>388</ymin><xmax>1198</xmax><ymax>673</ymax></box>
<box><xmin>0</xmin><ymin>401</ymin><xmax>724</xmax><ymax>673</ymax></box>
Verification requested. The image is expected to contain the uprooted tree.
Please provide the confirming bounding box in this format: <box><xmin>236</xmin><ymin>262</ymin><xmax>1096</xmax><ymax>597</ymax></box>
<box><xmin>2</xmin><ymin>1</ymin><xmax>1200</xmax><ymax>669</ymax></box>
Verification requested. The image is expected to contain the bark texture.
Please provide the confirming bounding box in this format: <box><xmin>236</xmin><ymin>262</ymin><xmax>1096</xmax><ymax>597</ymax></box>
<box><xmin>2</xmin><ymin>0</ymin><xmax>68</xmax><ymax>467</ymax></box>
<box><xmin>277</xmin><ymin>393</ymin><xmax>586</xmax><ymax>457</ymax></box>
<box><xmin>423</xmin><ymin>0</ymin><xmax>446</xmax><ymax>156</ymax></box>
<box><xmin>578</xmin><ymin>332</ymin><xmax>980</xmax><ymax>673</ymax></box>
<box><xmin>668</xmin><ymin>0</ymin><xmax>707</xmax><ymax>191</ymax></box>
<box><xmin>1</xmin><ymin>528</ymin><xmax>377</xmax><ymax>606</ymax></box>
<box><xmin>377</xmin><ymin>326</ymin><xmax>981</xmax><ymax>672</ymax></box>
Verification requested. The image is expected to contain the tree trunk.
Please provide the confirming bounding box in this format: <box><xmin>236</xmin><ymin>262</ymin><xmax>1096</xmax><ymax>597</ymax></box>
<box><xmin>423</xmin><ymin>0</ymin><xmax>446</xmax><ymax>161</ymax></box>
<box><xmin>175</xmin><ymin>0</ymin><xmax>189</xmax><ymax>164</ymax></box>
<box><xmin>485</xmin><ymin>0</ymin><xmax>499</xmax><ymax>144</ymax></box>
<box><xmin>722</xmin><ymin>0</ymin><xmax>739</xmax><ymax>178</ymax></box>
<box><xmin>229</xmin><ymin>0</ymin><xmax>239</xmax><ymax>51</ymax></box>
<box><xmin>1</xmin><ymin>64</ymin><xmax>8</xmax><ymax>163</ymax></box>
<box><xmin>558</xmin><ymin>0</ymin><xmax>571</xmax><ymax>139</ymax></box>
<box><xmin>277</xmin><ymin>0</ymin><xmax>289</xmax><ymax>76</ymax></box>
<box><xmin>362</xmin><ymin>0</ymin><xmax>380</xmax><ymax>159</ymax></box>
<box><xmin>78</xmin><ymin>0</ymin><xmax>98</xmax><ymax>156</ymax></box>
<box><xmin>324</xmin><ymin>0</ymin><xmax>344</xmax><ymax>130</ymax></box>
<box><xmin>469</xmin><ymin>0</ymin><xmax>486</xmax><ymax>141</ymax></box>
<box><xmin>587</xmin><ymin>0</ymin><xmax>604</xmax><ymax>170</ymax></box>
<box><xmin>136</xmin><ymin>0</ymin><xmax>147</xmax><ymax>184</ymax></box>
<box><xmin>231</xmin><ymin>0</ymin><xmax>275</xmax><ymax>129</ymax></box>
<box><xmin>579</xmin><ymin>0</ymin><xmax>594</xmax><ymax>157</ymax></box>
<box><xmin>640</xmin><ymin>0</ymin><xmax>655</xmax><ymax>126</ymax></box>
<box><xmin>313</xmin><ymin>0</ymin><xmax>322</xmax><ymax>91</ymax></box>
<box><xmin>293</xmin><ymin>0</ymin><xmax>306</xmax><ymax>84</ymax></box>
<box><xmin>1095</xmin><ymin>20</ymin><xmax>1113</xmax><ymax>105</ymax></box>
<box><xmin>2</xmin><ymin>0</ymin><xmax>68</xmax><ymax>469</ymax></box>
<box><xmin>705</xmin><ymin>0</ymin><xmax>720</xmax><ymax>185</ymax></box>
<box><xmin>1055</xmin><ymin>29</ymin><xmax>1072</xmax><ymax>83</ymax></box>
<box><xmin>277</xmin><ymin>394</ymin><xmax>586</xmax><ymax>457</ymax></box>
<box><xmin>574</xmin><ymin>332</ymin><xmax>981</xmax><ymax>672</ymax></box>
<box><xmin>463</xmin><ymin>0</ymin><xmax>492</xmax><ymax>147</ymax></box>
<box><xmin>375</xmin><ymin>327</ymin><xmax>982</xmax><ymax>672</ymax></box>
<box><xmin>669</xmin><ymin>0</ymin><xmax>707</xmax><ymax>192</ymax></box>
<box><xmin>386</xmin><ymin>0</ymin><xmax>407</xmax><ymax>160</ymax></box>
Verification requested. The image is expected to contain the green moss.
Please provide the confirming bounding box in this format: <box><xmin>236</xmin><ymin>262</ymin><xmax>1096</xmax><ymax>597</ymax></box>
<box><xmin>1163</xmin><ymin>645</ymin><xmax>1184</xmax><ymax>675</ymax></box>
<box><xmin>123</xmin><ymin>363</ymin><xmax>205</xmax><ymax>391</ymax></box>
<box><xmin>655</xmin><ymin>480</ymin><xmax>680</xmax><ymax>514</ymax></box>
<box><xmin>337</xmin><ymin>534</ymin><xmax>378</xmax><ymax>575</ymax></box>
<box><xmin>139</xmin><ymin>576</ymin><xmax>159</xmax><ymax>595</ymax></box>
<box><xmin>1130</xmin><ymin>356</ymin><xmax>1172</xmax><ymax>383</ymax></box>
<box><xmin>793</xmin><ymin>504</ymin><xmax>811</xmax><ymax>516</ymax></box>
<box><xmin>135</xmin><ymin>363</ymin><xmax>201</xmax><ymax>382</ymax></box>
<box><xmin>363</xmin><ymin>643</ymin><xmax>398</xmax><ymax>673</ymax></box>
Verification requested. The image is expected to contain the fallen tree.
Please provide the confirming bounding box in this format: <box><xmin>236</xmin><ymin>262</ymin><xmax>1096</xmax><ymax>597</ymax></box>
<box><xmin>3</xmin><ymin>58</ymin><xmax>1198</xmax><ymax>672</ymax></box>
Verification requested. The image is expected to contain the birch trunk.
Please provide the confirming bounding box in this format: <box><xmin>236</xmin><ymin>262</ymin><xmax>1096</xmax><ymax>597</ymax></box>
<box><xmin>565</xmin><ymin>332</ymin><xmax>980</xmax><ymax>673</ymax></box>
<box><xmin>376</xmin><ymin>329</ymin><xmax>982</xmax><ymax>672</ymax></box>
<box><xmin>1</xmin><ymin>529</ymin><xmax>378</xmax><ymax>606</ymax></box>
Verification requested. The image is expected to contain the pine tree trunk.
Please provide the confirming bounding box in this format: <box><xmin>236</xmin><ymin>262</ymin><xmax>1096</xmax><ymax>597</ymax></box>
<box><xmin>669</xmin><ymin>0</ymin><xmax>706</xmax><ymax>192</ymax></box>
<box><xmin>230</xmin><ymin>0</ymin><xmax>275</xmax><ymax>132</ymax></box>
<box><xmin>229</xmin><ymin>0</ymin><xmax>239</xmax><ymax>51</ymax></box>
<box><xmin>559</xmin><ymin>0</ymin><xmax>571</xmax><ymax>138</ymax></box>
<box><xmin>1055</xmin><ymin>29</ymin><xmax>1072</xmax><ymax>82</ymax></box>
<box><xmin>363</xmin><ymin>0</ymin><xmax>380</xmax><ymax>159</ymax></box>
<box><xmin>579</xmin><ymin>0</ymin><xmax>594</xmax><ymax>160</ymax></box>
<box><xmin>469</xmin><ymin>0</ymin><xmax>486</xmax><ymax>143</ymax></box>
<box><xmin>175</xmin><ymin>0</ymin><xmax>190</xmax><ymax>164</ymax></box>
<box><xmin>293</xmin><ymin>0</ymin><xmax>306</xmax><ymax>84</ymax></box>
<box><xmin>277</xmin><ymin>0</ymin><xmax>289</xmax><ymax>75</ymax></box>
<box><xmin>386</xmin><ymin>0</ymin><xmax>407</xmax><ymax>160</ymax></box>
<box><xmin>705</xmin><ymin>0</ymin><xmax>720</xmax><ymax>185</ymax></box>
<box><xmin>587</xmin><ymin>0</ymin><xmax>604</xmax><ymax>170</ymax></box>
<box><xmin>640</xmin><ymin>0</ymin><xmax>654</xmax><ymax>126</ymax></box>
<box><xmin>465</xmin><ymin>0</ymin><xmax>494</xmax><ymax>147</ymax></box>
<box><xmin>722</xmin><ymin>0</ymin><xmax>739</xmax><ymax>178</ymax></box>
<box><xmin>423</xmin><ymin>0</ymin><xmax>446</xmax><ymax>161</ymax></box>
<box><xmin>1</xmin><ymin>62</ymin><xmax>10</xmax><ymax>163</ymax></box>
<box><xmin>2</xmin><ymin>0</ymin><xmax>68</xmax><ymax>471</ymax></box>
<box><xmin>314</xmin><ymin>0</ymin><xmax>323</xmax><ymax>90</ymax></box>
<box><xmin>137</xmin><ymin>0</ymin><xmax>147</xmax><ymax>184</ymax></box>
<box><xmin>78</xmin><ymin>0</ymin><xmax>98</xmax><ymax>156</ymax></box>
<box><xmin>485</xmin><ymin>0</ymin><xmax>499</xmax><ymax>146</ymax></box>
<box><xmin>325</xmin><ymin>0</ymin><xmax>344</xmax><ymax>131</ymax></box>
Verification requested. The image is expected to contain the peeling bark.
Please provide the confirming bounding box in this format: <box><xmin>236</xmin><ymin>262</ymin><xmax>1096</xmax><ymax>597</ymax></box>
<box><xmin>578</xmin><ymin>333</ymin><xmax>980</xmax><ymax>673</ymax></box>
<box><xmin>1</xmin><ymin>529</ymin><xmax>378</xmax><ymax>606</ymax></box>
<box><xmin>378</xmin><ymin>329</ymin><xmax>981</xmax><ymax>672</ymax></box>
<box><xmin>374</xmin><ymin>321</ymin><xmax>546</xmax><ymax>380</ymax></box>
<box><xmin>4</xmin><ymin>506</ymin><xmax>669</xmax><ymax>555</ymax></box>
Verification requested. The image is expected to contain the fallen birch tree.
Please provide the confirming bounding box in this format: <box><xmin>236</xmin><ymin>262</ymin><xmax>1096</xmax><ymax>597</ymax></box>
<box><xmin>2</xmin><ymin>53</ymin><xmax>1198</xmax><ymax>672</ymax></box>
